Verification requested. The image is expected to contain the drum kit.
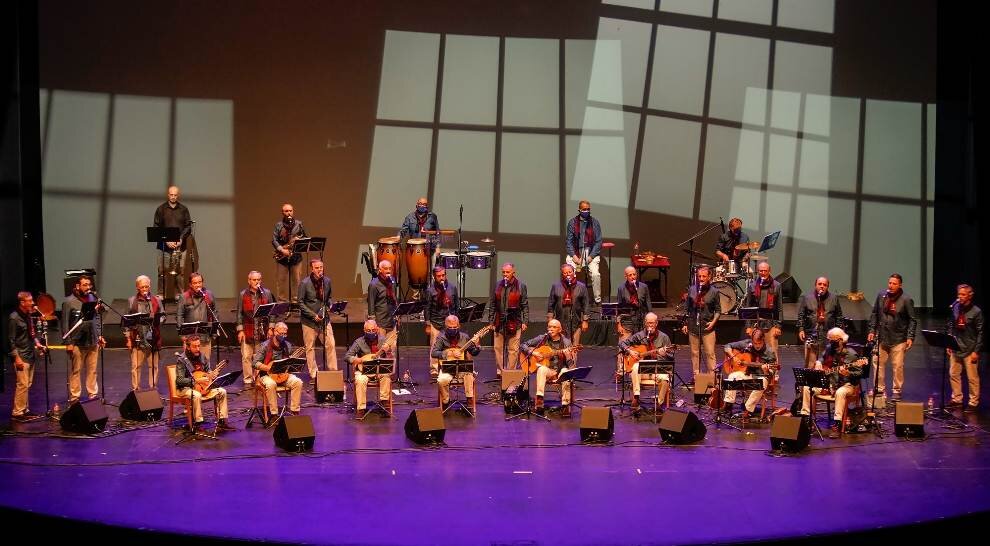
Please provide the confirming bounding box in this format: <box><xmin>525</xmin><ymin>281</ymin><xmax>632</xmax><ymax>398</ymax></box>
<box><xmin>369</xmin><ymin>232</ymin><xmax>496</xmax><ymax>297</ymax></box>
<box><xmin>686</xmin><ymin>241</ymin><xmax>766</xmax><ymax>315</ymax></box>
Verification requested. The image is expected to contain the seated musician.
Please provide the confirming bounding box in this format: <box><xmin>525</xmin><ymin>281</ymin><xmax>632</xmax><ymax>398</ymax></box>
<box><xmin>798</xmin><ymin>327</ymin><xmax>866</xmax><ymax>439</ymax></box>
<box><xmin>720</xmin><ymin>328</ymin><xmax>776</xmax><ymax>422</ymax></box>
<box><xmin>346</xmin><ymin>319</ymin><xmax>394</xmax><ymax>419</ymax></box>
<box><xmin>251</xmin><ymin>321</ymin><xmax>304</xmax><ymax>420</ymax></box>
<box><xmin>618</xmin><ymin>312</ymin><xmax>673</xmax><ymax>415</ymax></box>
<box><xmin>174</xmin><ymin>336</ymin><xmax>234</xmax><ymax>430</ymax></box>
<box><xmin>431</xmin><ymin>315</ymin><xmax>482</xmax><ymax>410</ymax></box>
<box><xmin>520</xmin><ymin>319</ymin><xmax>577</xmax><ymax>417</ymax></box>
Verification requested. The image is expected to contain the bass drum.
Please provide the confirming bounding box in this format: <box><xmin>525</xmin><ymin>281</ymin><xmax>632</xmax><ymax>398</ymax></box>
<box><xmin>404</xmin><ymin>238</ymin><xmax>430</xmax><ymax>287</ymax></box>
<box><xmin>35</xmin><ymin>292</ymin><xmax>58</xmax><ymax>321</ymax></box>
<box><xmin>711</xmin><ymin>281</ymin><xmax>738</xmax><ymax>314</ymax></box>
<box><xmin>375</xmin><ymin>236</ymin><xmax>402</xmax><ymax>278</ymax></box>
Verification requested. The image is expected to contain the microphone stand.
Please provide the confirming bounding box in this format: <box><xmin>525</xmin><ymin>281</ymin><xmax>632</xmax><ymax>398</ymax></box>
<box><xmin>203</xmin><ymin>291</ymin><xmax>229</xmax><ymax>367</ymax></box>
<box><xmin>676</xmin><ymin>221</ymin><xmax>722</xmax><ymax>287</ymax></box>
<box><xmin>90</xmin><ymin>293</ymin><xmax>120</xmax><ymax>405</ymax></box>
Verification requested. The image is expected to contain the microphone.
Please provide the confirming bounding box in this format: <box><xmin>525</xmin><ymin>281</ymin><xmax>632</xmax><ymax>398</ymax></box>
<box><xmin>720</xmin><ymin>217</ymin><xmax>726</xmax><ymax>234</ymax></box>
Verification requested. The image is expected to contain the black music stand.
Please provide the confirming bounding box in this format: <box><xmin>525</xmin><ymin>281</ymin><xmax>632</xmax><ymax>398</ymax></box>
<box><xmin>357</xmin><ymin>359</ymin><xmax>395</xmax><ymax>420</ymax></box>
<box><xmin>326</xmin><ymin>300</ymin><xmax>349</xmax><ymax>378</ymax></box>
<box><xmin>392</xmin><ymin>301</ymin><xmax>426</xmax><ymax>391</ymax></box>
<box><xmin>439</xmin><ymin>360</ymin><xmax>476</xmax><ymax>417</ymax></box>
<box><xmin>633</xmin><ymin>360</ymin><xmax>674</xmax><ymax>418</ymax></box>
<box><xmin>147</xmin><ymin>226</ymin><xmax>182</xmax><ymax>297</ymax></box>
<box><xmin>457</xmin><ymin>302</ymin><xmax>486</xmax><ymax>324</ymax></box>
<box><xmin>556</xmin><ymin>365</ymin><xmax>593</xmax><ymax>411</ymax></box>
<box><xmin>252</xmin><ymin>302</ymin><xmax>289</xmax><ymax>339</ymax></box>
<box><xmin>793</xmin><ymin>367</ymin><xmax>832</xmax><ymax>441</ymax></box>
<box><xmin>122</xmin><ymin>312</ymin><xmax>161</xmax><ymax>392</ymax></box>
<box><xmin>505</xmin><ymin>357</ymin><xmax>549</xmax><ymax>422</ymax></box>
<box><xmin>738</xmin><ymin>306</ymin><xmax>777</xmax><ymax>329</ymax></box>
<box><xmin>921</xmin><ymin>329</ymin><xmax>961</xmax><ymax>419</ymax></box>
<box><xmin>602</xmin><ymin>303</ymin><xmax>633</xmax><ymax>412</ymax></box>
<box><xmin>177</xmin><ymin>321</ymin><xmax>215</xmax><ymax>340</ymax></box>
<box><xmin>267</xmin><ymin>356</ymin><xmax>305</xmax><ymax>426</ymax></box>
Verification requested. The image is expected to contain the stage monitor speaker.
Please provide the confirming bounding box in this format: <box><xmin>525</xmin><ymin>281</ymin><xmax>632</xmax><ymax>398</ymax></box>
<box><xmin>60</xmin><ymin>399</ymin><xmax>109</xmax><ymax>434</ymax></box>
<box><xmin>118</xmin><ymin>389</ymin><xmax>164</xmax><ymax>421</ymax></box>
<box><xmin>895</xmin><ymin>402</ymin><xmax>925</xmax><ymax>438</ymax></box>
<box><xmin>273</xmin><ymin>415</ymin><xmax>316</xmax><ymax>451</ymax></box>
<box><xmin>501</xmin><ymin>369</ymin><xmax>529</xmax><ymax>413</ymax></box>
<box><xmin>579</xmin><ymin>407</ymin><xmax>614</xmax><ymax>443</ymax></box>
<box><xmin>693</xmin><ymin>373</ymin><xmax>715</xmax><ymax>404</ymax></box>
<box><xmin>405</xmin><ymin>408</ymin><xmax>446</xmax><ymax>445</ymax></box>
<box><xmin>658</xmin><ymin>409</ymin><xmax>706</xmax><ymax>444</ymax></box>
<box><xmin>770</xmin><ymin>415</ymin><xmax>810</xmax><ymax>452</ymax></box>
<box><xmin>775</xmin><ymin>273</ymin><xmax>802</xmax><ymax>303</ymax></box>
<box><xmin>315</xmin><ymin>370</ymin><xmax>345</xmax><ymax>403</ymax></box>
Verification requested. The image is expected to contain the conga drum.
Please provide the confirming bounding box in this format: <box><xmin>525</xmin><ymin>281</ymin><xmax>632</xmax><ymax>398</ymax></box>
<box><xmin>376</xmin><ymin>236</ymin><xmax>401</xmax><ymax>278</ymax></box>
<box><xmin>405</xmin><ymin>238</ymin><xmax>430</xmax><ymax>287</ymax></box>
<box><xmin>35</xmin><ymin>293</ymin><xmax>57</xmax><ymax>321</ymax></box>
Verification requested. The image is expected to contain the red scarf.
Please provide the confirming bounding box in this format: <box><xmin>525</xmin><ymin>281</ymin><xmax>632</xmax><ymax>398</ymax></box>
<box><xmin>241</xmin><ymin>288</ymin><xmax>268</xmax><ymax>339</ymax></box>
<box><xmin>435</xmin><ymin>281</ymin><xmax>451</xmax><ymax>310</ymax></box>
<box><xmin>694</xmin><ymin>283</ymin><xmax>709</xmax><ymax>308</ymax></box>
<box><xmin>417</xmin><ymin>213</ymin><xmax>427</xmax><ymax>232</ymax></box>
<box><xmin>562</xmin><ymin>279</ymin><xmax>574</xmax><ymax>306</ymax></box>
<box><xmin>816</xmin><ymin>292</ymin><xmax>827</xmax><ymax>323</ymax></box>
<box><xmin>312</xmin><ymin>275</ymin><xmax>325</xmax><ymax>301</ymax></box>
<box><xmin>130</xmin><ymin>293</ymin><xmax>160</xmax><ymax>316</ymax></box>
<box><xmin>495</xmin><ymin>278</ymin><xmax>521</xmax><ymax>310</ymax></box>
<box><xmin>955</xmin><ymin>304</ymin><xmax>968</xmax><ymax>330</ymax></box>
<box><xmin>572</xmin><ymin>217</ymin><xmax>595</xmax><ymax>247</ymax></box>
<box><xmin>380</xmin><ymin>275</ymin><xmax>395</xmax><ymax>304</ymax></box>
<box><xmin>626</xmin><ymin>282</ymin><xmax>639</xmax><ymax>306</ymax></box>
<box><xmin>184</xmin><ymin>289</ymin><xmax>212</xmax><ymax>307</ymax></box>
<box><xmin>883</xmin><ymin>289</ymin><xmax>901</xmax><ymax>316</ymax></box>
<box><xmin>19</xmin><ymin>310</ymin><xmax>36</xmax><ymax>340</ymax></box>
<box><xmin>754</xmin><ymin>277</ymin><xmax>776</xmax><ymax>309</ymax></box>
<box><xmin>646</xmin><ymin>330</ymin><xmax>657</xmax><ymax>350</ymax></box>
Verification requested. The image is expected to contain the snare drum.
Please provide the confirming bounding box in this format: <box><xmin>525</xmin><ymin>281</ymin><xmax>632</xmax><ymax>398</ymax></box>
<box><xmin>438</xmin><ymin>252</ymin><xmax>461</xmax><ymax>270</ymax></box>
<box><xmin>466</xmin><ymin>251</ymin><xmax>492</xmax><ymax>270</ymax></box>
<box><xmin>712</xmin><ymin>265</ymin><xmax>728</xmax><ymax>283</ymax></box>
<box><xmin>711</xmin><ymin>281</ymin><xmax>738</xmax><ymax>314</ymax></box>
<box><xmin>405</xmin><ymin>238</ymin><xmax>430</xmax><ymax>286</ymax></box>
<box><xmin>376</xmin><ymin>236</ymin><xmax>401</xmax><ymax>276</ymax></box>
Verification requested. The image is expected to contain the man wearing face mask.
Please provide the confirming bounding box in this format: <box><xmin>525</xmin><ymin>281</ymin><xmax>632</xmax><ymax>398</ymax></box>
<box><xmin>368</xmin><ymin>260</ymin><xmax>398</xmax><ymax>332</ymax></box>
<box><xmin>548</xmin><ymin>264</ymin><xmax>589</xmax><ymax>364</ymax></box>
<box><xmin>743</xmin><ymin>262</ymin><xmax>783</xmax><ymax>357</ymax></box>
<box><xmin>681</xmin><ymin>266</ymin><xmax>720</xmax><ymax>382</ymax></box>
<box><xmin>272</xmin><ymin>203</ymin><xmax>308</xmax><ymax>304</ymax></box>
<box><xmin>521</xmin><ymin>319</ymin><xmax>577</xmax><ymax>417</ymax></box>
<box><xmin>124</xmin><ymin>275</ymin><xmax>164</xmax><ymax>391</ymax></box>
<box><xmin>400</xmin><ymin>197</ymin><xmax>441</xmax><ymax>257</ymax></box>
<box><xmin>618</xmin><ymin>312</ymin><xmax>673</xmax><ymax>415</ymax></box>
<box><xmin>797</xmin><ymin>276</ymin><xmax>843</xmax><ymax>368</ymax></box>
<box><xmin>62</xmin><ymin>275</ymin><xmax>105</xmax><ymax>402</ymax></box>
<box><xmin>346</xmin><ymin>320</ymin><xmax>394</xmax><ymax>418</ymax></box>
<box><xmin>868</xmin><ymin>273</ymin><xmax>917</xmax><ymax>401</ymax></box>
<box><xmin>236</xmin><ymin>271</ymin><xmax>273</xmax><ymax>389</ymax></box>
<box><xmin>565</xmin><ymin>201</ymin><xmax>603</xmax><ymax>303</ymax></box>
<box><xmin>798</xmin><ymin>327</ymin><xmax>866</xmax><ymax>438</ymax></box>
<box><xmin>487</xmin><ymin>263</ymin><xmax>529</xmax><ymax>373</ymax></box>
<box><xmin>431</xmin><ymin>315</ymin><xmax>482</xmax><ymax>410</ymax></box>
<box><xmin>177</xmin><ymin>272</ymin><xmax>216</xmax><ymax>359</ymax></box>
<box><xmin>721</xmin><ymin>329</ymin><xmax>775</xmax><ymax>422</ymax></box>
<box><xmin>947</xmin><ymin>284</ymin><xmax>982</xmax><ymax>412</ymax></box>
<box><xmin>252</xmin><ymin>322</ymin><xmax>304</xmax><ymax>420</ymax></box>
<box><xmin>299</xmin><ymin>259</ymin><xmax>337</xmax><ymax>380</ymax></box>
<box><xmin>714</xmin><ymin>217</ymin><xmax>750</xmax><ymax>273</ymax></box>
<box><xmin>425</xmin><ymin>267</ymin><xmax>458</xmax><ymax>373</ymax></box>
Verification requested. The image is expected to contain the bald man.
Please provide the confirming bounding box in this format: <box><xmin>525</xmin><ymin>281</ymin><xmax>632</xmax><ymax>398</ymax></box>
<box><xmin>520</xmin><ymin>319</ymin><xmax>577</xmax><ymax>417</ymax></box>
<box><xmin>154</xmin><ymin>185</ymin><xmax>193</xmax><ymax>296</ymax></box>
<box><xmin>272</xmin><ymin>203</ymin><xmax>308</xmax><ymax>304</ymax></box>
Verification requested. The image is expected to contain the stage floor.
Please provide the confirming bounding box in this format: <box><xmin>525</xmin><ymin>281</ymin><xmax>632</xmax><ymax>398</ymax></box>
<box><xmin>2</xmin><ymin>340</ymin><xmax>989</xmax><ymax>545</ymax></box>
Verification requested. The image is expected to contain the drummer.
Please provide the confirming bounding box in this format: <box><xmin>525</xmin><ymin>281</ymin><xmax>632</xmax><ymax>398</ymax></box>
<box><xmin>399</xmin><ymin>197</ymin><xmax>440</xmax><ymax>256</ymax></box>
<box><xmin>714</xmin><ymin>217</ymin><xmax>751</xmax><ymax>274</ymax></box>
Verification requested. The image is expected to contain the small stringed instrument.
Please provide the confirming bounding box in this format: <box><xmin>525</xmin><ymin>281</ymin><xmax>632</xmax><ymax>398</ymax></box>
<box><xmin>357</xmin><ymin>330</ymin><xmax>399</xmax><ymax>370</ymax></box>
<box><xmin>623</xmin><ymin>344</ymin><xmax>677</xmax><ymax>373</ymax></box>
<box><xmin>193</xmin><ymin>359</ymin><xmax>228</xmax><ymax>396</ymax></box>
<box><xmin>441</xmin><ymin>324</ymin><xmax>493</xmax><ymax>361</ymax></box>
<box><xmin>267</xmin><ymin>347</ymin><xmax>304</xmax><ymax>384</ymax></box>
<box><xmin>721</xmin><ymin>349</ymin><xmax>757</xmax><ymax>375</ymax></box>
<box><xmin>523</xmin><ymin>343</ymin><xmax>584</xmax><ymax>373</ymax></box>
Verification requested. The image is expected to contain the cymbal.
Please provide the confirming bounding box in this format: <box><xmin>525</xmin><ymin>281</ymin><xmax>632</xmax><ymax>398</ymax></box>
<box><xmin>681</xmin><ymin>248</ymin><xmax>715</xmax><ymax>261</ymax></box>
<box><xmin>749</xmin><ymin>254</ymin><xmax>767</xmax><ymax>261</ymax></box>
<box><xmin>480</xmin><ymin>238</ymin><xmax>495</xmax><ymax>243</ymax></box>
<box><xmin>735</xmin><ymin>241</ymin><xmax>760</xmax><ymax>251</ymax></box>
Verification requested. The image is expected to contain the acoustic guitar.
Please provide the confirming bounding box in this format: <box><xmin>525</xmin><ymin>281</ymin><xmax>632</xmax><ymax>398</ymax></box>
<box><xmin>440</xmin><ymin>324</ymin><xmax>493</xmax><ymax>361</ymax></box>
<box><xmin>622</xmin><ymin>344</ymin><xmax>677</xmax><ymax>373</ymax></box>
<box><xmin>356</xmin><ymin>330</ymin><xmax>399</xmax><ymax>371</ymax></box>
<box><xmin>193</xmin><ymin>359</ymin><xmax>228</xmax><ymax>396</ymax></box>
<box><xmin>267</xmin><ymin>347</ymin><xmax>305</xmax><ymax>384</ymax></box>
<box><xmin>522</xmin><ymin>343</ymin><xmax>584</xmax><ymax>373</ymax></box>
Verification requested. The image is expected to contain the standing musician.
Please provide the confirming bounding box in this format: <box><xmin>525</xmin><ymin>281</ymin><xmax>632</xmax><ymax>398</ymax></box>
<box><xmin>299</xmin><ymin>259</ymin><xmax>337</xmax><ymax>380</ymax></box>
<box><xmin>176</xmin><ymin>272</ymin><xmax>216</xmax><ymax>359</ymax></box>
<box><xmin>272</xmin><ymin>203</ymin><xmax>307</xmax><ymax>304</ymax></box>
<box><xmin>681</xmin><ymin>265</ymin><xmax>720</xmax><ymax>382</ymax></box>
<box><xmin>62</xmin><ymin>275</ymin><xmax>105</xmax><ymax>402</ymax></box>
<box><xmin>618</xmin><ymin>312</ymin><xmax>673</xmax><ymax>414</ymax></box>
<box><xmin>236</xmin><ymin>271</ymin><xmax>273</xmax><ymax>389</ymax></box>
<box><xmin>399</xmin><ymin>197</ymin><xmax>441</xmax><ymax>256</ymax></box>
<box><xmin>714</xmin><ymin>217</ymin><xmax>750</xmax><ymax>273</ymax></box>
<box><xmin>9</xmin><ymin>291</ymin><xmax>45</xmax><ymax>419</ymax></box>
<box><xmin>798</xmin><ymin>327</ymin><xmax>866</xmax><ymax>438</ymax></box>
<box><xmin>720</xmin><ymin>329</ymin><xmax>775</xmax><ymax>422</ymax></box>
<box><xmin>947</xmin><ymin>284</ymin><xmax>982</xmax><ymax>412</ymax></box>
<box><xmin>174</xmin><ymin>336</ymin><xmax>234</xmax><ymax>430</ymax></box>
<box><xmin>346</xmin><ymin>319</ymin><xmax>395</xmax><ymax>419</ymax></box>
<box><xmin>615</xmin><ymin>266</ymin><xmax>651</xmax><ymax>375</ymax></box>
<box><xmin>425</xmin><ymin>267</ymin><xmax>459</xmax><ymax>370</ymax></box>
<box><xmin>521</xmin><ymin>319</ymin><xmax>577</xmax><ymax>417</ymax></box>
<box><xmin>124</xmin><ymin>275</ymin><xmax>164</xmax><ymax>391</ymax></box>
<box><xmin>547</xmin><ymin>263</ymin><xmax>589</xmax><ymax>365</ymax></box>
<box><xmin>367</xmin><ymin>260</ymin><xmax>398</xmax><ymax>332</ymax></box>
<box><xmin>797</xmin><ymin>276</ymin><xmax>843</xmax><ymax>368</ymax></box>
<box><xmin>565</xmin><ymin>200</ymin><xmax>603</xmax><ymax>304</ymax></box>
<box><xmin>251</xmin><ymin>322</ymin><xmax>304</xmax><ymax>419</ymax></box>
<box><xmin>154</xmin><ymin>185</ymin><xmax>193</xmax><ymax>297</ymax></box>
<box><xmin>431</xmin><ymin>315</ymin><xmax>482</xmax><ymax>410</ymax></box>
<box><xmin>487</xmin><ymin>263</ymin><xmax>529</xmax><ymax>373</ymax></box>
<box><xmin>868</xmin><ymin>273</ymin><xmax>917</xmax><ymax>401</ymax></box>
<box><xmin>743</xmin><ymin>261</ymin><xmax>782</xmax><ymax>357</ymax></box>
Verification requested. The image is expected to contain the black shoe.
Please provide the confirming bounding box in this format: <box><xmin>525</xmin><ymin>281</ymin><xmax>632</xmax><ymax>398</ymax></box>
<box><xmin>442</xmin><ymin>401</ymin><xmax>453</xmax><ymax>411</ymax></box>
<box><xmin>535</xmin><ymin>406</ymin><xmax>545</xmax><ymax>416</ymax></box>
<box><xmin>560</xmin><ymin>405</ymin><xmax>572</xmax><ymax>418</ymax></box>
<box><xmin>964</xmin><ymin>405</ymin><xmax>978</xmax><ymax>413</ymax></box>
<box><xmin>217</xmin><ymin>419</ymin><xmax>237</xmax><ymax>431</ymax></box>
<box><xmin>828</xmin><ymin>424</ymin><xmax>840</xmax><ymax>439</ymax></box>
<box><xmin>946</xmin><ymin>401</ymin><xmax>963</xmax><ymax>409</ymax></box>
<box><xmin>356</xmin><ymin>409</ymin><xmax>367</xmax><ymax>419</ymax></box>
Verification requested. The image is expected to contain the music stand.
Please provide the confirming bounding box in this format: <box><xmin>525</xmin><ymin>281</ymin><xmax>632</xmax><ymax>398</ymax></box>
<box><xmin>177</xmin><ymin>321</ymin><xmax>214</xmax><ymax>339</ymax></box>
<box><xmin>392</xmin><ymin>301</ymin><xmax>426</xmax><ymax>391</ymax></box>
<box><xmin>357</xmin><ymin>359</ymin><xmax>395</xmax><ymax>420</ymax></box>
<box><xmin>556</xmin><ymin>365</ymin><xmax>593</xmax><ymax>411</ymax></box>
<box><xmin>440</xmin><ymin>360</ymin><xmax>476</xmax><ymax>417</ymax></box>
<box><xmin>921</xmin><ymin>329</ymin><xmax>960</xmax><ymax>419</ymax></box>
<box><xmin>793</xmin><ymin>367</ymin><xmax>832</xmax><ymax>441</ymax></box>
<box><xmin>633</xmin><ymin>360</ymin><xmax>674</xmax><ymax>417</ymax></box>
<box><xmin>457</xmin><ymin>302</ymin><xmax>486</xmax><ymax>323</ymax></box>
<box><xmin>757</xmin><ymin>230</ymin><xmax>781</xmax><ymax>254</ymax></box>
<box><xmin>601</xmin><ymin>303</ymin><xmax>633</xmax><ymax>412</ymax></box>
<box><xmin>506</xmin><ymin>344</ymin><xmax>551</xmax><ymax>422</ymax></box>
<box><xmin>147</xmin><ymin>226</ymin><xmax>182</xmax><ymax>296</ymax></box>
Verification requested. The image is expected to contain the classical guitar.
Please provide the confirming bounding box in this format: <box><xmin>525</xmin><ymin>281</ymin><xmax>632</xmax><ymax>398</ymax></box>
<box><xmin>622</xmin><ymin>344</ymin><xmax>677</xmax><ymax>373</ymax></box>
<box><xmin>523</xmin><ymin>343</ymin><xmax>584</xmax><ymax>373</ymax></box>
<box><xmin>356</xmin><ymin>330</ymin><xmax>399</xmax><ymax>371</ymax></box>
<box><xmin>441</xmin><ymin>324</ymin><xmax>494</xmax><ymax>361</ymax></box>
<box><xmin>268</xmin><ymin>347</ymin><xmax>305</xmax><ymax>384</ymax></box>
<box><xmin>193</xmin><ymin>359</ymin><xmax>228</xmax><ymax>396</ymax></box>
